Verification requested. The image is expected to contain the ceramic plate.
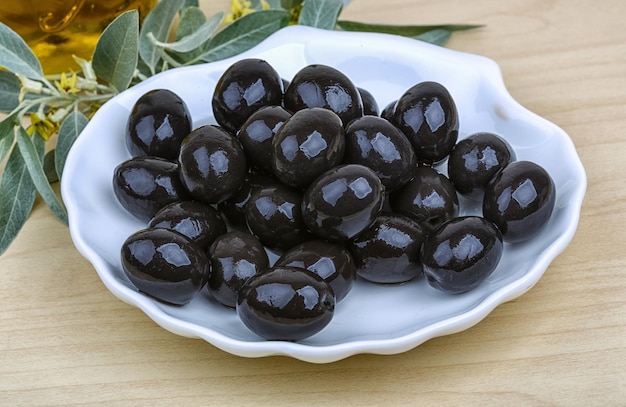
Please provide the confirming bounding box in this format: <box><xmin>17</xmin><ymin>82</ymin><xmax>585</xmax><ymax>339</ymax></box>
<box><xmin>61</xmin><ymin>26</ymin><xmax>586</xmax><ymax>363</ymax></box>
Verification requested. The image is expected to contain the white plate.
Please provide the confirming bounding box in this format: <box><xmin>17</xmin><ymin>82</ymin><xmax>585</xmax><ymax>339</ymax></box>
<box><xmin>61</xmin><ymin>25</ymin><xmax>586</xmax><ymax>363</ymax></box>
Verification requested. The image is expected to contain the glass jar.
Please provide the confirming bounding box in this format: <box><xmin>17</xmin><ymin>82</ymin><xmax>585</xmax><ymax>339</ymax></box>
<box><xmin>0</xmin><ymin>0</ymin><xmax>157</xmax><ymax>74</ymax></box>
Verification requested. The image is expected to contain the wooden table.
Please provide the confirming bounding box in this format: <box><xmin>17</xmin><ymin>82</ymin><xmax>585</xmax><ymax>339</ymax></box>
<box><xmin>2</xmin><ymin>0</ymin><xmax>625</xmax><ymax>405</ymax></box>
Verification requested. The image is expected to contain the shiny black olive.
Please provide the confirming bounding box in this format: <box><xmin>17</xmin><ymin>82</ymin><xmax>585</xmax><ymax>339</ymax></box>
<box><xmin>178</xmin><ymin>125</ymin><xmax>248</xmax><ymax>204</ymax></box>
<box><xmin>421</xmin><ymin>216</ymin><xmax>503</xmax><ymax>294</ymax></box>
<box><xmin>238</xmin><ymin>105</ymin><xmax>292</xmax><ymax>174</ymax></box>
<box><xmin>207</xmin><ymin>231</ymin><xmax>269</xmax><ymax>308</ymax></box>
<box><xmin>121</xmin><ymin>228</ymin><xmax>210</xmax><ymax>305</ymax></box>
<box><xmin>275</xmin><ymin>240</ymin><xmax>356</xmax><ymax>302</ymax></box>
<box><xmin>237</xmin><ymin>266</ymin><xmax>336</xmax><ymax>341</ymax></box>
<box><xmin>344</xmin><ymin>115</ymin><xmax>416</xmax><ymax>192</ymax></box>
<box><xmin>217</xmin><ymin>173</ymin><xmax>278</xmax><ymax>229</ymax></box>
<box><xmin>113</xmin><ymin>156</ymin><xmax>189</xmax><ymax>222</ymax></box>
<box><xmin>380</xmin><ymin>99</ymin><xmax>396</xmax><ymax>122</ymax></box>
<box><xmin>447</xmin><ymin>132</ymin><xmax>516</xmax><ymax>200</ymax></box>
<box><xmin>389</xmin><ymin>166</ymin><xmax>459</xmax><ymax>234</ymax></box>
<box><xmin>391</xmin><ymin>81</ymin><xmax>459</xmax><ymax>164</ymax></box>
<box><xmin>271</xmin><ymin>107</ymin><xmax>345</xmax><ymax>189</ymax></box>
<box><xmin>126</xmin><ymin>89</ymin><xmax>192</xmax><ymax>160</ymax></box>
<box><xmin>149</xmin><ymin>201</ymin><xmax>226</xmax><ymax>250</ymax></box>
<box><xmin>348</xmin><ymin>213</ymin><xmax>426</xmax><ymax>284</ymax></box>
<box><xmin>245</xmin><ymin>184</ymin><xmax>313</xmax><ymax>252</ymax></box>
<box><xmin>483</xmin><ymin>161</ymin><xmax>556</xmax><ymax>243</ymax></box>
<box><xmin>357</xmin><ymin>87</ymin><xmax>379</xmax><ymax>116</ymax></box>
<box><xmin>284</xmin><ymin>64</ymin><xmax>364</xmax><ymax>126</ymax></box>
<box><xmin>212</xmin><ymin>58</ymin><xmax>284</xmax><ymax>134</ymax></box>
<box><xmin>301</xmin><ymin>164</ymin><xmax>384</xmax><ymax>242</ymax></box>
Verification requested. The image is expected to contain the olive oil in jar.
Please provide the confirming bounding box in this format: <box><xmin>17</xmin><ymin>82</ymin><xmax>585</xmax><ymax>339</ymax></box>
<box><xmin>0</xmin><ymin>0</ymin><xmax>156</xmax><ymax>74</ymax></box>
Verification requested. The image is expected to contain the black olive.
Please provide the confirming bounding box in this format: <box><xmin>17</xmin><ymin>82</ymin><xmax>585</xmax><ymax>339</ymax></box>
<box><xmin>217</xmin><ymin>173</ymin><xmax>278</xmax><ymax>229</ymax></box>
<box><xmin>348</xmin><ymin>213</ymin><xmax>426</xmax><ymax>284</ymax></box>
<box><xmin>391</xmin><ymin>81</ymin><xmax>459</xmax><ymax>164</ymax></box>
<box><xmin>483</xmin><ymin>161</ymin><xmax>556</xmax><ymax>243</ymax></box>
<box><xmin>301</xmin><ymin>164</ymin><xmax>384</xmax><ymax>242</ymax></box>
<box><xmin>207</xmin><ymin>231</ymin><xmax>269</xmax><ymax>308</ymax></box>
<box><xmin>421</xmin><ymin>216</ymin><xmax>503</xmax><ymax>294</ymax></box>
<box><xmin>357</xmin><ymin>87</ymin><xmax>379</xmax><ymax>116</ymax></box>
<box><xmin>344</xmin><ymin>115</ymin><xmax>416</xmax><ymax>192</ymax></box>
<box><xmin>447</xmin><ymin>132</ymin><xmax>516</xmax><ymax>200</ymax></box>
<box><xmin>272</xmin><ymin>107</ymin><xmax>345</xmax><ymax>189</ymax></box>
<box><xmin>245</xmin><ymin>184</ymin><xmax>313</xmax><ymax>252</ymax></box>
<box><xmin>149</xmin><ymin>201</ymin><xmax>226</xmax><ymax>251</ymax></box>
<box><xmin>380</xmin><ymin>99</ymin><xmax>396</xmax><ymax>122</ymax></box>
<box><xmin>389</xmin><ymin>166</ymin><xmax>459</xmax><ymax>234</ymax></box>
<box><xmin>178</xmin><ymin>125</ymin><xmax>248</xmax><ymax>204</ymax></box>
<box><xmin>237</xmin><ymin>266</ymin><xmax>335</xmax><ymax>341</ymax></box>
<box><xmin>121</xmin><ymin>228</ymin><xmax>210</xmax><ymax>305</ymax></box>
<box><xmin>275</xmin><ymin>240</ymin><xmax>356</xmax><ymax>302</ymax></box>
<box><xmin>113</xmin><ymin>156</ymin><xmax>189</xmax><ymax>222</ymax></box>
<box><xmin>126</xmin><ymin>89</ymin><xmax>192</xmax><ymax>160</ymax></box>
<box><xmin>284</xmin><ymin>64</ymin><xmax>363</xmax><ymax>126</ymax></box>
<box><xmin>212</xmin><ymin>58</ymin><xmax>284</xmax><ymax>134</ymax></box>
<box><xmin>238</xmin><ymin>105</ymin><xmax>292</xmax><ymax>174</ymax></box>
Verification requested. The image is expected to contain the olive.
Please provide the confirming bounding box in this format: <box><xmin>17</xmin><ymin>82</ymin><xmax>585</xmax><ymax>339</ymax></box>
<box><xmin>121</xmin><ymin>228</ymin><xmax>210</xmax><ymax>305</ymax></box>
<box><xmin>344</xmin><ymin>115</ymin><xmax>416</xmax><ymax>192</ymax></box>
<box><xmin>238</xmin><ymin>105</ymin><xmax>292</xmax><ymax>174</ymax></box>
<box><xmin>113</xmin><ymin>156</ymin><xmax>189</xmax><ymax>222</ymax></box>
<box><xmin>357</xmin><ymin>87</ymin><xmax>379</xmax><ymax>116</ymax></box>
<box><xmin>212</xmin><ymin>58</ymin><xmax>284</xmax><ymax>134</ymax></box>
<box><xmin>237</xmin><ymin>266</ymin><xmax>336</xmax><ymax>341</ymax></box>
<box><xmin>178</xmin><ymin>125</ymin><xmax>248</xmax><ymax>204</ymax></box>
<box><xmin>391</xmin><ymin>81</ymin><xmax>459</xmax><ymax>164</ymax></box>
<box><xmin>217</xmin><ymin>173</ymin><xmax>278</xmax><ymax>229</ymax></box>
<box><xmin>275</xmin><ymin>240</ymin><xmax>356</xmax><ymax>302</ymax></box>
<box><xmin>207</xmin><ymin>231</ymin><xmax>269</xmax><ymax>308</ymax></box>
<box><xmin>126</xmin><ymin>89</ymin><xmax>192</xmax><ymax>160</ymax></box>
<box><xmin>380</xmin><ymin>100</ymin><xmax>396</xmax><ymax>122</ymax></box>
<box><xmin>348</xmin><ymin>213</ymin><xmax>426</xmax><ymax>284</ymax></box>
<box><xmin>149</xmin><ymin>201</ymin><xmax>226</xmax><ymax>251</ymax></box>
<box><xmin>447</xmin><ymin>132</ymin><xmax>516</xmax><ymax>200</ymax></box>
<box><xmin>483</xmin><ymin>161</ymin><xmax>556</xmax><ymax>243</ymax></box>
<box><xmin>421</xmin><ymin>216</ymin><xmax>503</xmax><ymax>294</ymax></box>
<box><xmin>272</xmin><ymin>107</ymin><xmax>346</xmax><ymax>189</ymax></box>
<box><xmin>245</xmin><ymin>184</ymin><xmax>313</xmax><ymax>252</ymax></box>
<box><xmin>389</xmin><ymin>166</ymin><xmax>459</xmax><ymax>234</ymax></box>
<box><xmin>301</xmin><ymin>164</ymin><xmax>384</xmax><ymax>242</ymax></box>
<box><xmin>284</xmin><ymin>64</ymin><xmax>363</xmax><ymax>125</ymax></box>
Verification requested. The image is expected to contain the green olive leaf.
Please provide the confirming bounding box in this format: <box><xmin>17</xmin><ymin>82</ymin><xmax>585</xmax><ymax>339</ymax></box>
<box><xmin>199</xmin><ymin>10</ymin><xmax>290</xmax><ymax>63</ymax></box>
<box><xmin>181</xmin><ymin>0</ymin><xmax>198</xmax><ymax>11</ymax></box>
<box><xmin>139</xmin><ymin>0</ymin><xmax>184</xmax><ymax>74</ymax></box>
<box><xmin>0</xmin><ymin>71</ymin><xmax>20</xmax><ymax>113</ymax></box>
<box><xmin>415</xmin><ymin>29</ymin><xmax>452</xmax><ymax>46</ymax></box>
<box><xmin>298</xmin><ymin>0</ymin><xmax>343</xmax><ymax>30</ymax></box>
<box><xmin>44</xmin><ymin>150</ymin><xmax>58</xmax><ymax>184</ymax></box>
<box><xmin>0</xmin><ymin>144</ymin><xmax>37</xmax><ymax>255</ymax></box>
<box><xmin>176</xmin><ymin>6</ymin><xmax>207</xmax><ymax>41</ymax></box>
<box><xmin>16</xmin><ymin>127</ymin><xmax>67</xmax><ymax>225</ymax></box>
<box><xmin>0</xmin><ymin>113</ymin><xmax>18</xmax><ymax>163</ymax></box>
<box><xmin>55</xmin><ymin>111</ymin><xmax>88</xmax><ymax>181</ymax></box>
<box><xmin>92</xmin><ymin>10</ymin><xmax>139</xmax><ymax>92</ymax></box>
<box><xmin>336</xmin><ymin>20</ymin><xmax>483</xmax><ymax>37</ymax></box>
<box><xmin>0</xmin><ymin>22</ymin><xmax>44</xmax><ymax>80</ymax></box>
<box><xmin>151</xmin><ymin>11</ymin><xmax>224</xmax><ymax>53</ymax></box>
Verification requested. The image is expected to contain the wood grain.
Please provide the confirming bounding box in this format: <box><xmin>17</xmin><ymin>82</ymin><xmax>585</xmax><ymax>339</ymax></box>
<box><xmin>1</xmin><ymin>0</ymin><xmax>625</xmax><ymax>405</ymax></box>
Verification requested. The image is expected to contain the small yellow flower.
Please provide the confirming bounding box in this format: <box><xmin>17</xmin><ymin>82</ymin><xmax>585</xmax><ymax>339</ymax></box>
<box><xmin>224</xmin><ymin>0</ymin><xmax>270</xmax><ymax>24</ymax></box>
<box><xmin>17</xmin><ymin>74</ymin><xmax>44</xmax><ymax>102</ymax></box>
<box><xmin>55</xmin><ymin>72</ymin><xmax>80</xmax><ymax>94</ymax></box>
<box><xmin>27</xmin><ymin>112</ymin><xmax>59</xmax><ymax>141</ymax></box>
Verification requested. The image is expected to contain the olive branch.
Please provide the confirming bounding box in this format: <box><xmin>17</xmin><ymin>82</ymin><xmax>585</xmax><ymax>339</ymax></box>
<box><xmin>0</xmin><ymin>0</ymin><xmax>480</xmax><ymax>255</ymax></box>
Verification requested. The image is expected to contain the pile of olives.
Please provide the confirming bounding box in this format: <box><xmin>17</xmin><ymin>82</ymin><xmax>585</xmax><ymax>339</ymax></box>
<box><xmin>114</xmin><ymin>58</ymin><xmax>556</xmax><ymax>342</ymax></box>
